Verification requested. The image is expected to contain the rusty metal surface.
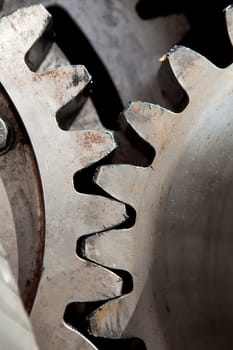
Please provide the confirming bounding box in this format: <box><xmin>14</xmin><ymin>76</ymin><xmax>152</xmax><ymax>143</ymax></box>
<box><xmin>0</xmin><ymin>5</ymin><xmax>128</xmax><ymax>350</ymax></box>
<box><xmin>1</xmin><ymin>0</ymin><xmax>189</xmax><ymax>108</ymax></box>
<box><xmin>38</xmin><ymin>43</ymin><xmax>104</xmax><ymax>131</ymax></box>
<box><xmin>83</xmin><ymin>6</ymin><xmax>233</xmax><ymax>350</ymax></box>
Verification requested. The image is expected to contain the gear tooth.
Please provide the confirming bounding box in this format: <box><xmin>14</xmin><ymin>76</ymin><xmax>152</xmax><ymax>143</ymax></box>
<box><xmin>88</xmin><ymin>298</ymin><xmax>126</xmax><ymax>338</ymax></box>
<box><xmin>79</xmin><ymin>195</ymin><xmax>127</xmax><ymax>234</ymax></box>
<box><xmin>168</xmin><ymin>46</ymin><xmax>217</xmax><ymax>99</ymax></box>
<box><xmin>96</xmin><ymin>164</ymin><xmax>149</xmax><ymax>208</ymax></box>
<box><xmin>2</xmin><ymin>5</ymin><xmax>51</xmax><ymax>53</ymax></box>
<box><xmin>84</xmin><ymin>228</ymin><xmax>133</xmax><ymax>270</ymax></box>
<box><xmin>124</xmin><ymin>101</ymin><xmax>160</xmax><ymax>144</ymax></box>
<box><xmin>66</xmin><ymin>263</ymin><xmax>123</xmax><ymax>301</ymax></box>
<box><xmin>74</xmin><ymin>130</ymin><xmax>116</xmax><ymax>169</ymax></box>
<box><xmin>125</xmin><ymin>101</ymin><xmax>176</xmax><ymax>151</ymax></box>
<box><xmin>36</xmin><ymin>65</ymin><xmax>91</xmax><ymax>112</ymax></box>
<box><xmin>225</xmin><ymin>5</ymin><xmax>233</xmax><ymax>45</ymax></box>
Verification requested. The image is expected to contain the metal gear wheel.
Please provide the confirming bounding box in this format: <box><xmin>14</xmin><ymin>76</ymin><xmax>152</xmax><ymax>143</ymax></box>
<box><xmin>80</xmin><ymin>5</ymin><xmax>233</xmax><ymax>350</ymax></box>
<box><xmin>0</xmin><ymin>5</ymin><xmax>126</xmax><ymax>350</ymax></box>
<box><xmin>2</xmin><ymin>3</ymin><xmax>233</xmax><ymax>350</ymax></box>
<box><xmin>1</xmin><ymin>0</ymin><xmax>189</xmax><ymax>113</ymax></box>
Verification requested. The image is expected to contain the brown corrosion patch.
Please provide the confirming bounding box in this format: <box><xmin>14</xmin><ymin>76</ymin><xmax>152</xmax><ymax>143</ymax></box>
<box><xmin>82</xmin><ymin>131</ymin><xmax>105</xmax><ymax>149</ymax></box>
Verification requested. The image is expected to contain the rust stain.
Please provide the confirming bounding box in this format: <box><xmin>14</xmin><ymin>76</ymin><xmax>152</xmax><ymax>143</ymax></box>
<box><xmin>82</xmin><ymin>131</ymin><xmax>105</xmax><ymax>149</ymax></box>
<box><xmin>94</xmin><ymin>301</ymin><xmax>119</xmax><ymax>325</ymax></box>
<box><xmin>91</xmin><ymin>299</ymin><xmax>127</xmax><ymax>337</ymax></box>
<box><xmin>33</xmin><ymin>69</ymin><xmax>72</xmax><ymax>81</ymax></box>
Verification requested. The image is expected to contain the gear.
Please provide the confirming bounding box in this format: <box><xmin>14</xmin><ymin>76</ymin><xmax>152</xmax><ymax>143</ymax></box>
<box><xmin>0</xmin><ymin>5</ymin><xmax>126</xmax><ymax>350</ymax></box>
<box><xmin>3</xmin><ymin>3</ymin><xmax>233</xmax><ymax>350</ymax></box>
<box><xmin>82</xmin><ymin>5</ymin><xmax>233</xmax><ymax>350</ymax></box>
<box><xmin>1</xmin><ymin>0</ymin><xmax>189</xmax><ymax>116</ymax></box>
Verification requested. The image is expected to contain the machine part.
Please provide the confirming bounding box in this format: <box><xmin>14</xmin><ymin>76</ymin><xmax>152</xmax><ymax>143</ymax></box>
<box><xmin>0</xmin><ymin>4</ymin><xmax>190</xmax><ymax>350</ymax></box>
<box><xmin>2</xmin><ymin>2</ymin><xmax>230</xmax><ymax>350</ymax></box>
<box><xmin>37</xmin><ymin>43</ymin><xmax>103</xmax><ymax>131</ymax></box>
<box><xmin>0</xmin><ymin>5</ymin><xmax>127</xmax><ymax>350</ymax></box>
<box><xmin>82</xmin><ymin>5</ymin><xmax>233</xmax><ymax>350</ymax></box>
<box><xmin>2</xmin><ymin>0</ymin><xmax>189</xmax><ymax>116</ymax></box>
<box><xmin>0</xmin><ymin>241</ymin><xmax>38</xmax><ymax>350</ymax></box>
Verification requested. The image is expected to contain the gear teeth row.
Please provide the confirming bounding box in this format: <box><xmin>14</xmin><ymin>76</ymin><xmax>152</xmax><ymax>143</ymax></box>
<box><xmin>84</xmin><ymin>165</ymin><xmax>150</xmax><ymax>269</ymax></box>
<box><xmin>82</xmin><ymin>3</ymin><xmax>233</xmax><ymax>347</ymax></box>
<box><xmin>0</xmin><ymin>6</ymin><xmax>118</xmax><ymax>173</ymax></box>
<box><xmin>0</xmin><ymin>5</ymin><xmax>128</xmax><ymax>349</ymax></box>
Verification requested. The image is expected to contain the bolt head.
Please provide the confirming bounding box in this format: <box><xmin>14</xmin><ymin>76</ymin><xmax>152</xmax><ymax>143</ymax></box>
<box><xmin>0</xmin><ymin>118</ymin><xmax>8</xmax><ymax>150</ymax></box>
